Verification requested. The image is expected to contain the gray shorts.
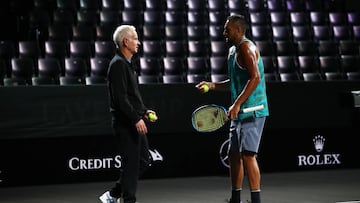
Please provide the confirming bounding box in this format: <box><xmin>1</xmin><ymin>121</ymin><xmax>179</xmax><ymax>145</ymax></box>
<box><xmin>228</xmin><ymin>117</ymin><xmax>266</xmax><ymax>153</ymax></box>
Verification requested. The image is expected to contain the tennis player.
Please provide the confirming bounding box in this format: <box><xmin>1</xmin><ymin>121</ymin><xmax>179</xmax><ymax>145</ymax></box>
<box><xmin>196</xmin><ymin>14</ymin><xmax>269</xmax><ymax>203</ymax></box>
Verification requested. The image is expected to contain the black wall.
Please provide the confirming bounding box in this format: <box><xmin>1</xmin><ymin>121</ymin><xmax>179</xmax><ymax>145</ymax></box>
<box><xmin>0</xmin><ymin>82</ymin><xmax>359</xmax><ymax>187</ymax></box>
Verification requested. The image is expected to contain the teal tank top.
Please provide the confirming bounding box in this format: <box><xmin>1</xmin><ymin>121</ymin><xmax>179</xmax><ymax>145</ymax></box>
<box><xmin>228</xmin><ymin>37</ymin><xmax>269</xmax><ymax>120</ymax></box>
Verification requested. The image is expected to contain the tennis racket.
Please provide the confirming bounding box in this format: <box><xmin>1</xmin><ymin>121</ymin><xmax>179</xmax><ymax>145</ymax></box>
<box><xmin>191</xmin><ymin>104</ymin><xmax>264</xmax><ymax>132</ymax></box>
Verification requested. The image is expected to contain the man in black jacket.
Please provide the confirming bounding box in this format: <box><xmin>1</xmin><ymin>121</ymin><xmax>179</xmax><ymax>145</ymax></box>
<box><xmin>99</xmin><ymin>25</ymin><xmax>158</xmax><ymax>203</ymax></box>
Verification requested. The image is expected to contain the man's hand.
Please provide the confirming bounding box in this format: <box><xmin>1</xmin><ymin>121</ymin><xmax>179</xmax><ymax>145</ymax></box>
<box><xmin>135</xmin><ymin>119</ymin><xmax>148</xmax><ymax>135</ymax></box>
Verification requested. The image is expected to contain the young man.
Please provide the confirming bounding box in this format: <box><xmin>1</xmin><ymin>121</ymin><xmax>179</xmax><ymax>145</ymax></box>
<box><xmin>196</xmin><ymin>15</ymin><xmax>269</xmax><ymax>203</ymax></box>
<box><xmin>99</xmin><ymin>25</ymin><xmax>158</xmax><ymax>203</ymax></box>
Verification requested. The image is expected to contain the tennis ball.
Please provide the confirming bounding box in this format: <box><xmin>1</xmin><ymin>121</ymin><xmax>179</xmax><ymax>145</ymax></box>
<box><xmin>148</xmin><ymin>113</ymin><xmax>157</xmax><ymax>121</ymax></box>
<box><xmin>202</xmin><ymin>84</ymin><xmax>209</xmax><ymax>93</ymax></box>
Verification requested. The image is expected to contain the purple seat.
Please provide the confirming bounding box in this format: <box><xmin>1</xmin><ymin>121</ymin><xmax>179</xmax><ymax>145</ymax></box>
<box><xmin>272</xmin><ymin>26</ymin><xmax>292</xmax><ymax>41</ymax></box>
<box><xmin>297</xmin><ymin>56</ymin><xmax>320</xmax><ymax>73</ymax></box>
<box><xmin>267</xmin><ymin>0</ymin><xmax>285</xmax><ymax>12</ymax></box>
<box><xmin>250</xmin><ymin>12</ymin><xmax>270</xmax><ymax>26</ymax></box>
<box><xmin>292</xmin><ymin>25</ymin><xmax>312</xmax><ymax>41</ymax></box>
<box><xmin>270</xmin><ymin>11</ymin><xmax>289</xmax><ymax>26</ymax></box>
<box><xmin>277</xmin><ymin>56</ymin><xmax>298</xmax><ymax>73</ymax></box>
<box><xmin>255</xmin><ymin>40</ymin><xmax>275</xmax><ymax>56</ymax></box>
<box><xmin>310</xmin><ymin>11</ymin><xmax>329</xmax><ymax>25</ymax></box>
<box><xmin>248</xmin><ymin>0</ymin><xmax>266</xmax><ymax>12</ymax></box>
<box><xmin>329</xmin><ymin>12</ymin><xmax>348</xmax><ymax>26</ymax></box>
<box><xmin>251</xmin><ymin>25</ymin><xmax>272</xmax><ymax>41</ymax></box>
<box><xmin>290</xmin><ymin>12</ymin><xmax>309</xmax><ymax>25</ymax></box>
<box><xmin>347</xmin><ymin>12</ymin><xmax>360</xmax><ymax>26</ymax></box>
<box><xmin>332</xmin><ymin>25</ymin><xmax>351</xmax><ymax>41</ymax></box>
<box><xmin>312</xmin><ymin>25</ymin><xmax>332</xmax><ymax>41</ymax></box>
<box><xmin>286</xmin><ymin>0</ymin><xmax>305</xmax><ymax>12</ymax></box>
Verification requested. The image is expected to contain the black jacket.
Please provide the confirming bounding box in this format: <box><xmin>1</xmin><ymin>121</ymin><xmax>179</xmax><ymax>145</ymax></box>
<box><xmin>107</xmin><ymin>52</ymin><xmax>147</xmax><ymax>126</ymax></box>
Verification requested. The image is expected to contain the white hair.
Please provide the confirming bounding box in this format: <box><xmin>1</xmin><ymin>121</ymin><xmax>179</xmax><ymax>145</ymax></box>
<box><xmin>112</xmin><ymin>25</ymin><xmax>136</xmax><ymax>49</ymax></box>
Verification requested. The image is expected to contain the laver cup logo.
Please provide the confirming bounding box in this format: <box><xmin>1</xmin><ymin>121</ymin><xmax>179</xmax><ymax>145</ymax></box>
<box><xmin>298</xmin><ymin>135</ymin><xmax>341</xmax><ymax>167</ymax></box>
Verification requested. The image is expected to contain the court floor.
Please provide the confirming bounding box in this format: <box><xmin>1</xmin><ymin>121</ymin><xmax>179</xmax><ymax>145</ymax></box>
<box><xmin>0</xmin><ymin>169</ymin><xmax>359</xmax><ymax>203</ymax></box>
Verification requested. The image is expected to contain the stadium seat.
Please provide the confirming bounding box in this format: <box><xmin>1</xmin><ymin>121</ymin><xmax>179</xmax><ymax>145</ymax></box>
<box><xmin>292</xmin><ymin>25</ymin><xmax>312</xmax><ymax>41</ymax></box>
<box><xmin>187</xmin><ymin>57</ymin><xmax>209</xmax><ymax>75</ymax></box>
<box><xmin>329</xmin><ymin>12</ymin><xmax>348</xmax><ymax>26</ymax></box>
<box><xmin>267</xmin><ymin>0</ymin><xmax>285</xmax><ymax>12</ymax></box>
<box><xmin>251</xmin><ymin>25</ymin><xmax>272</xmax><ymax>41</ymax></box>
<box><xmin>90</xmin><ymin>57</ymin><xmax>110</xmax><ymax>77</ymax></box>
<box><xmin>255</xmin><ymin>40</ymin><xmax>276</xmax><ymax>57</ymax></box>
<box><xmin>123</xmin><ymin>0</ymin><xmax>142</xmax><ymax>10</ymax></box>
<box><xmin>210</xmin><ymin>56</ymin><xmax>227</xmax><ymax>75</ymax></box>
<box><xmin>188</xmin><ymin>40</ymin><xmax>209</xmax><ymax>57</ymax></box>
<box><xmin>208</xmin><ymin>0</ymin><xmax>226</xmax><ymax>11</ymax></box>
<box><xmin>272</xmin><ymin>25</ymin><xmax>292</xmax><ymax>41</ymax></box>
<box><xmin>145</xmin><ymin>0</ymin><xmax>165</xmax><ymax>11</ymax></box>
<box><xmin>312</xmin><ymin>25</ymin><xmax>332</xmax><ymax>41</ymax></box>
<box><xmin>72</xmin><ymin>24</ymin><xmax>95</xmax><ymax>41</ymax></box>
<box><xmin>297</xmin><ymin>56</ymin><xmax>320</xmax><ymax>73</ymax></box>
<box><xmin>248</xmin><ymin>0</ymin><xmax>266</xmax><ymax>12</ymax></box>
<box><xmin>290</xmin><ymin>12</ymin><xmax>309</xmax><ymax>25</ymax></box>
<box><xmin>53</xmin><ymin>8</ymin><xmax>75</xmax><ymax>27</ymax></box>
<box><xmin>139</xmin><ymin>57</ymin><xmax>163</xmax><ymax>76</ymax></box>
<box><xmin>163</xmin><ymin>57</ymin><xmax>185</xmax><ymax>75</ymax></box>
<box><xmin>210</xmin><ymin>41</ymin><xmax>228</xmax><ymax>56</ymax></box>
<box><xmin>61</xmin><ymin>57</ymin><xmax>87</xmax><ymax>84</ymax></box>
<box><xmin>340</xmin><ymin>55</ymin><xmax>360</xmax><ymax>73</ymax></box>
<box><xmin>94</xmin><ymin>40</ymin><xmax>116</xmax><ymax>59</ymax></box>
<box><xmin>48</xmin><ymin>23</ymin><xmax>72</xmax><ymax>42</ymax></box>
<box><xmin>347</xmin><ymin>11</ymin><xmax>360</xmax><ymax>26</ymax></box>
<box><xmin>18</xmin><ymin>41</ymin><xmax>42</xmax><ymax>66</ymax></box>
<box><xmin>80</xmin><ymin>0</ymin><xmax>101</xmax><ymax>10</ymax></box>
<box><xmin>279</xmin><ymin>72</ymin><xmax>301</xmax><ymax>82</ymax></box>
<box><xmin>310</xmin><ymin>11</ymin><xmax>329</xmax><ymax>25</ymax></box>
<box><xmin>262</xmin><ymin>56</ymin><xmax>277</xmax><ymax>73</ymax></box>
<box><xmin>144</xmin><ymin>10</ymin><xmax>164</xmax><ymax>25</ymax></box>
<box><xmin>317</xmin><ymin>40</ymin><xmax>339</xmax><ymax>56</ymax></box>
<box><xmin>187</xmin><ymin>25</ymin><xmax>208</xmax><ymax>41</ymax></box>
<box><xmin>165</xmin><ymin>40</ymin><xmax>187</xmax><ymax>57</ymax></box>
<box><xmin>319</xmin><ymin>56</ymin><xmax>341</xmax><ymax>73</ymax></box>
<box><xmin>296</xmin><ymin>40</ymin><xmax>318</xmax><ymax>56</ymax></box>
<box><xmin>270</xmin><ymin>11</ymin><xmax>289</xmax><ymax>26</ymax></box>
<box><xmin>277</xmin><ymin>56</ymin><xmax>298</xmax><ymax>73</ymax></box>
<box><xmin>122</xmin><ymin>10</ymin><xmax>143</xmax><ymax>26</ymax></box>
<box><xmin>338</xmin><ymin>40</ymin><xmax>359</xmax><ymax>55</ymax></box>
<box><xmin>346</xmin><ymin>72</ymin><xmax>360</xmax><ymax>81</ymax></box>
<box><xmin>143</xmin><ymin>25</ymin><xmax>164</xmax><ymax>41</ymax></box>
<box><xmin>324</xmin><ymin>72</ymin><xmax>345</xmax><ymax>81</ymax></box>
<box><xmin>165</xmin><ymin>25</ymin><xmax>187</xmax><ymax>40</ymax></box>
<box><xmin>332</xmin><ymin>25</ymin><xmax>351</xmax><ymax>41</ymax></box>
<box><xmin>165</xmin><ymin>11</ymin><xmax>186</xmax><ymax>26</ymax></box>
<box><xmin>302</xmin><ymin>72</ymin><xmax>322</xmax><ymax>81</ymax></box>
<box><xmin>275</xmin><ymin>40</ymin><xmax>296</xmax><ymax>56</ymax></box>
<box><xmin>141</xmin><ymin>40</ymin><xmax>164</xmax><ymax>58</ymax></box>
<box><xmin>33</xmin><ymin>57</ymin><xmax>61</xmax><ymax>85</ymax></box>
<box><xmin>96</xmin><ymin>24</ymin><xmax>116</xmax><ymax>41</ymax></box>
<box><xmin>166</xmin><ymin>0</ymin><xmax>186</xmax><ymax>11</ymax></box>
<box><xmin>187</xmin><ymin>74</ymin><xmax>209</xmax><ymax>84</ymax></box>
<box><xmin>250</xmin><ymin>12</ymin><xmax>270</xmax><ymax>26</ymax></box>
<box><xmin>228</xmin><ymin>0</ymin><xmax>246</xmax><ymax>13</ymax></box>
<box><xmin>102</xmin><ymin>0</ymin><xmax>123</xmax><ymax>11</ymax></box>
<box><xmin>187</xmin><ymin>11</ymin><xmax>208</xmax><ymax>26</ymax></box>
<box><xmin>162</xmin><ymin>75</ymin><xmax>186</xmax><ymax>83</ymax></box>
<box><xmin>99</xmin><ymin>10</ymin><xmax>120</xmax><ymax>26</ymax></box>
<box><xmin>138</xmin><ymin>75</ymin><xmax>162</xmax><ymax>84</ymax></box>
<box><xmin>77</xmin><ymin>9</ymin><xmax>99</xmax><ymax>27</ymax></box>
<box><xmin>7</xmin><ymin>58</ymin><xmax>35</xmax><ymax>85</ymax></box>
<box><xmin>286</xmin><ymin>0</ymin><xmax>305</xmax><ymax>12</ymax></box>
<box><xmin>209</xmin><ymin>11</ymin><xmax>228</xmax><ymax>25</ymax></box>
<box><xmin>188</xmin><ymin>0</ymin><xmax>207</xmax><ymax>11</ymax></box>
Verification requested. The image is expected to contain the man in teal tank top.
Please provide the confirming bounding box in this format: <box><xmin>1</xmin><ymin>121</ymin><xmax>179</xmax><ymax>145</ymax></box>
<box><xmin>196</xmin><ymin>14</ymin><xmax>269</xmax><ymax>203</ymax></box>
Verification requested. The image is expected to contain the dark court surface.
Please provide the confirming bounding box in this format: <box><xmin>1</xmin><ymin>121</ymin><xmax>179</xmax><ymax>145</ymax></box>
<box><xmin>0</xmin><ymin>169</ymin><xmax>359</xmax><ymax>203</ymax></box>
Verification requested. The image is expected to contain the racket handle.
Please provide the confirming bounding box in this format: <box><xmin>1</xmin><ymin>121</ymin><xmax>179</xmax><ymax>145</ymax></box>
<box><xmin>240</xmin><ymin>104</ymin><xmax>264</xmax><ymax>113</ymax></box>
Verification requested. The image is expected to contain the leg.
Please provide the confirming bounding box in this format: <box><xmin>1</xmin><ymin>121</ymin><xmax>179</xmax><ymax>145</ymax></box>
<box><xmin>228</xmin><ymin>120</ymin><xmax>244</xmax><ymax>203</ymax></box>
<box><xmin>111</xmin><ymin>125</ymin><xmax>140</xmax><ymax>203</ymax></box>
<box><xmin>229</xmin><ymin>151</ymin><xmax>244</xmax><ymax>189</ymax></box>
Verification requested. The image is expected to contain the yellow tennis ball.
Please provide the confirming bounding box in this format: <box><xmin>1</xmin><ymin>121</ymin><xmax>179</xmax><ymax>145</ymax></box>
<box><xmin>202</xmin><ymin>84</ymin><xmax>209</xmax><ymax>93</ymax></box>
<box><xmin>148</xmin><ymin>113</ymin><xmax>157</xmax><ymax>121</ymax></box>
